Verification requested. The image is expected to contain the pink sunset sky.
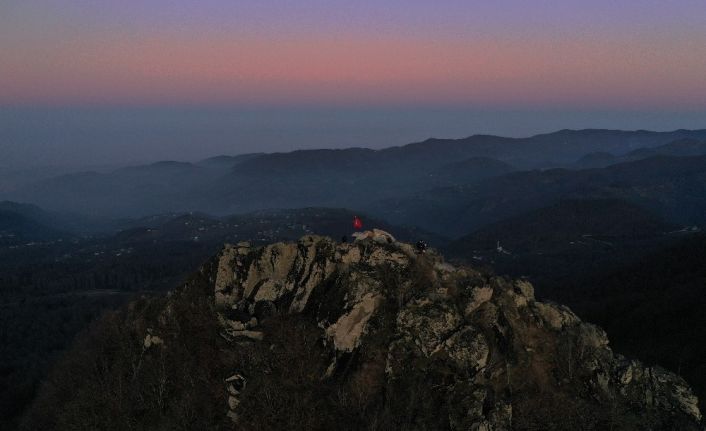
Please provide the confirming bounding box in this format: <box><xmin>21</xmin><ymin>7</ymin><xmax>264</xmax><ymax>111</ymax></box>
<box><xmin>2</xmin><ymin>0</ymin><xmax>706</xmax><ymax>109</ymax></box>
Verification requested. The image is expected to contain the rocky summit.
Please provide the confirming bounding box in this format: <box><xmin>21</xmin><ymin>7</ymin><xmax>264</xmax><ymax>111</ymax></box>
<box><xmin>24</xmin><ymin>230</ymin><xmax>702</xmax><ymax>430</ymax></box>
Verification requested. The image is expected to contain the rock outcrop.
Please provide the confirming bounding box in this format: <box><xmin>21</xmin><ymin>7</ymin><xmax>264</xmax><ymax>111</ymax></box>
<box><xmin>25</xmin><ymin>230</ymin><xmax>702</xmax><ymax>430</ymax></box>
<box><xmin>207</xmin><ymin>231</ymin><xmax>702</xmax><ymax>430</ymax></box>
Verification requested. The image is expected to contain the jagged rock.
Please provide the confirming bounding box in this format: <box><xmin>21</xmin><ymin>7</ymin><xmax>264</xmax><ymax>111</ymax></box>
<box><xmin>143</xmin><ymin>333</ymin><xmax>163</xmax><ymax>348</ymax></box>
<box><xmin>352</xmin><ymin>228</ymin><xmax>396</xmax><ymax>244</ymax></box>
<box><xmin>203</xmin><ymin>234</ymin><xmax>702</xmax><ymax>429</ymax></box>
<box><xmin>225</xmin><ymin>374</ymin><xmax>247</xmax><ymax>422</ymax></box>
<box><xmin>325</xmin><ymin>292</ymin><xmax>383</xmax><ymax>352</ymax></box>
<box><xmin>443</xmin><ymin>326</ymin><xmax>489</xmax><ymax>371</ymax></box>
<box><xmin>214</xmin><ymin>236</ymin><xmax>339</xmax><ymax>314</ymax></box>
<box><xmin>533</xmin><ymin>301</ymin><xmax>580</xmax><ymax>329</ymax></box>
<box><xmin>225</xmin><ymin>329</ymin><xmax>264</xmax><ymax>341</ymax></box>
<box><xmin>464</xmin><ymin>286</ymin><xmax>493</xmax><ymax>316</ymax></box>
<box><xmin>225</xmin><ymin>373</ymin><xmax>247</xmax><ymax>393</ymax></box>
<box><xmin>45</xmin><ymin>234</ymin><xmax>700</xmax><ymax>430</ymax></box>
<box><xmin>227</xmin><ymin>395</ymin><xmax>239</xmax><ymax>410</ymax></box>
<box><xmin>396</xmin><ymin>298</ymin><xmax>463</xmax><ymax>356</ymax></box>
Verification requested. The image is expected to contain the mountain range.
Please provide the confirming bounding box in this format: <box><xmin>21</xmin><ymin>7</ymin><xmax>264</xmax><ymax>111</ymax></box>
<box><xmin>6</xmin><ymin>129</ymin><xmax>706</xmax><ymax>220</ymax></box>
<box><xmin>371</xmin><ymin>154</ymin><xmax>706</xmax><ymax>237</ymax></box>
<box><xmin>575</xmin><ymin>138</ymin><xmax>706</xmax><ymax>169</ymax></box>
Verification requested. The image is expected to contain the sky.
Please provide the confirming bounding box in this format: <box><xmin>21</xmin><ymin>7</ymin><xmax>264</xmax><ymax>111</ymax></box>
<box><xmin>1</xmin><ymin>0</ymin><xmax>706</xmax><ymax>166</ymax></box>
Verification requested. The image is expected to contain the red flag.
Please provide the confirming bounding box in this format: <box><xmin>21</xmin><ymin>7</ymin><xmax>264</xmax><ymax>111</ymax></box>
<box><xmin>353</xmin><ymin>216</ymin><xmax>363</xmax><ymax>230</ymax></box>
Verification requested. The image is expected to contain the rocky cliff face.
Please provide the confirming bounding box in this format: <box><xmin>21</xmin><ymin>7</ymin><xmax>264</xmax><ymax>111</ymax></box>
<box><xmin>206</xmin><ymin>230</ymin><xmax>701</xmax><ymax>430</ymax></box>
<box><xmin>24</xmin><ymin>230</ymin><xmax>703</xmax><ymax>430</ymax></box>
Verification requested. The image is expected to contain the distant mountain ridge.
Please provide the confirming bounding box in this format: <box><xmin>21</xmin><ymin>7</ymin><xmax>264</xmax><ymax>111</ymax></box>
<box><xmin>0</xmin><ymin>201</ymin><xmax>70</xmax><ymax>243</ymax></box>
<box><xmin>369</xmin><ymin>154</ymin><xmax>706</xmax><ymax>237</ymax></box>
<box><xmin>6</xmin><ymin>129</ymin><xmax>706</xmax><ymax>221</ymax></box>
<box><xmin>574</xmin><ymin>138</ymin><xmax>706</xmax><ymax>168</ymax></box>
<box><xmin>386</xmin><ymin>128</ymin><xmax>706</xmax><ymax>167</ymax></box>
<box><xmin>224</xmin><ymin>128</ymin><xmax>706</xmax><ymax>172</ymax></box>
